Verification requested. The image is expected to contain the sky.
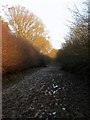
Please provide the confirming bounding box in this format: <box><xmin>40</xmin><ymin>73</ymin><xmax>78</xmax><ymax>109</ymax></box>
<box><xmin>0</xmin><ymin>0</ymin><xmax>83</xmax><ymax>49</ymax></box>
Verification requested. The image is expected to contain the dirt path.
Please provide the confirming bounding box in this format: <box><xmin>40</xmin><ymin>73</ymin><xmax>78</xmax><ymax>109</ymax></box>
<box><xmin>2</xmin><ymin>63</ymin><xmax>89</xmax><ymax>119</ymax></box>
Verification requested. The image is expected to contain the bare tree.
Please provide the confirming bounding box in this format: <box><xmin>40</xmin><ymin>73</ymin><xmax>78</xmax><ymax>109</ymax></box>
<box><xmin>2</xmin><ymin>5</ymin><xmax>48</xmax><ymax>41</ymax></box>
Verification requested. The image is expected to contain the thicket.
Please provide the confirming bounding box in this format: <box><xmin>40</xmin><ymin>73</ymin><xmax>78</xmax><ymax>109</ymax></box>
<box><xmin>56</xmin><ymin>1</ymin><xmax>89</xmax><ymax>76</ymax></box>
<box><xmin>0</xmin><ymin>5</ymin><xmax>54</xmax><ymax>74</ymax></box>
<box><xmin>1</xmin><ymin>20</ymin><xmax>51</xmax><ymax>74</ymax></box>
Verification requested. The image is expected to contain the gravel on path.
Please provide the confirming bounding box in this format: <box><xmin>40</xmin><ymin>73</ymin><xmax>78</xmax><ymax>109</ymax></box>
<box><xmin>2</xmin><ymin>63</ymin><xmax>89</xmax><ymax>119</ymax></box>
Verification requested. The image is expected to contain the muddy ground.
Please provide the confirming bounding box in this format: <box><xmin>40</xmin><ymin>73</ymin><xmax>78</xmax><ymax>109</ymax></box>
<box><xmin>2</xmin><ymin>63</ymin><xmax>89</xmax><ymax>119</ymax></box>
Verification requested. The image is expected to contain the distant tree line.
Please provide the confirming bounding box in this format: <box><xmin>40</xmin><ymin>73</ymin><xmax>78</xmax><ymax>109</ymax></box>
<box><xmin>56</xmin><ymin>0</ymin><xmax>89</xmax><ymax>76</ymax></box>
